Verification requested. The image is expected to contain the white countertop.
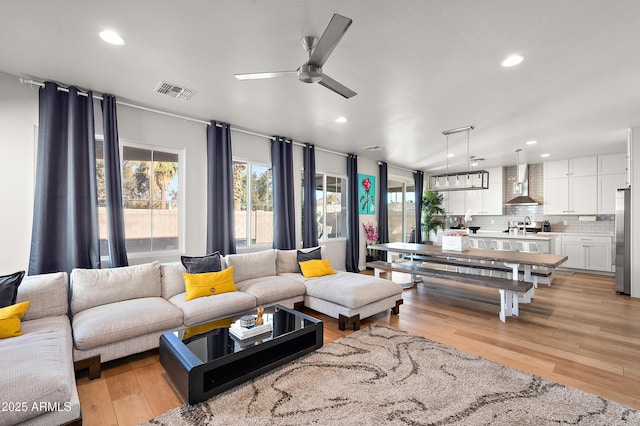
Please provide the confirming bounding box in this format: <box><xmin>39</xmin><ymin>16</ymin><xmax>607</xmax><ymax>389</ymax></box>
<box><xmin>467</xmin><ymin>231</ymin><xmax>553</xmax><ymax>241</ymax></box>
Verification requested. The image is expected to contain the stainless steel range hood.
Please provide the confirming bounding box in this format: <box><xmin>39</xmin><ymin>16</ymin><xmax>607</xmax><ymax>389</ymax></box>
<box><xmin>505</xmin><ymin>164</ymin><xmax>539</xmax><ymax>205</ymax></box>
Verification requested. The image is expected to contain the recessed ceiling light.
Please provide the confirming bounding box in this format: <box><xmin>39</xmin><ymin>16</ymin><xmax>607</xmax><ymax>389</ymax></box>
<box><xmin>447</xmin><ymin>153</ymin><xmax>455</xmax><ymax>158</ymax></box>
<box><xmin>540</xmin><ymin>153</ymin><xmax>550</xmax><ymax>158</ymax></box>
<box><xmin>525</xmin><ymin>140</ymin><xmax>538</xmax><ymax>145</ymax></box>
<box><xmin>501</xmin><ymin>54</ymin><xmax>524</xmax><ymax>67</ymax></box>
<box><xmin>335</xmin><ymin>116</ymin><xmax>347</xmax><ymax>124</ymax></box>
<box><xmin>99</xmin><ymin>30</ymin><xmax>125</xmax><ymax>46</ymax></box>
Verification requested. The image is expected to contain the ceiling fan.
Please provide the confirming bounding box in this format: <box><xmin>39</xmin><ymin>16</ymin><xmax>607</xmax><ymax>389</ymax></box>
<box><xmin>234</xmin><ymin>14</ymin><xmax>357</xmax><ymax>99</ymax></box>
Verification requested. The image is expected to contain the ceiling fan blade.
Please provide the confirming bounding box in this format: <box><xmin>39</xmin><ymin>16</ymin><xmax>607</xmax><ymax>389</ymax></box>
<box><xmin>318</xmin><ymin>74</ymin><xmax>357</xmax><ymax>99</ymax></box>
<box><xmin>234</xmin><ymin>71</ymin><xmax>296</xmax><ymax>80</ymax></box>
<box><xmin>308</xmin><ymin>14</ymin><xmax>352</xmax><ymax>67</ymax></box>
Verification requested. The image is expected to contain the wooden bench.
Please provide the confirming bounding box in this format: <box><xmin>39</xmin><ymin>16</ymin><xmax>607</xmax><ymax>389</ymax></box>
<box><xmin>366</xmin><ymin>260</ymin><xmax>534</xmax><ymax>323</ymax></box>
<box><xmin>409</xmin><ymin>255</ymin><xmax>553</xmax><ymax>287</ymax></box>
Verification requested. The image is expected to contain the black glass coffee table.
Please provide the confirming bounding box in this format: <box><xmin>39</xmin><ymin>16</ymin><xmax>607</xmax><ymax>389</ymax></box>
<box><xmin>159</xmin><ymin>305</ymin><xmax>323</xmax><ymax>404</ymax></box>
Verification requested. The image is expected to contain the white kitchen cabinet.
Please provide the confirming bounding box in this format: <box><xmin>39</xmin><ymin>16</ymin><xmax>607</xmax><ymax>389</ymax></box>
<box><xmin>465</xmin><ymin>167</ymin><xmax>503</xmax><ymax>216</ymax></box>
<box><xmin>598</xmin><ymin>173</ymin><xmax>627</xmax><ymax>214</ymax></box>
<box><xmin>597</xmin><ymin>153</ymin><xmax>628</xmax><ymax>214</ymax></box>
<box><xmin>598</xmin><ymin>153</ymin><xmax>627</xmax><ymax>175</ymax></box>
<box><xmin>543</xmin><ymin>157</ymin><xmax>597</xmax><ymax>215</ymax></box>
<box><xmin>440</xmin><ymin>190</ymin><xmax>466</xmax><ymax>215</ymax></box>
<box><xmin>560</xmin><ymin>235</ymin><xmax>612</xmax><ymax>272</ymax></box>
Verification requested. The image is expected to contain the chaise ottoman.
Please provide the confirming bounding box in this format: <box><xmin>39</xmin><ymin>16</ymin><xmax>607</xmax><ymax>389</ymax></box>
<box><xmin>281</xmin><ymin>271</ymin><xmax>403</xmax><ymax>330</ymax></box>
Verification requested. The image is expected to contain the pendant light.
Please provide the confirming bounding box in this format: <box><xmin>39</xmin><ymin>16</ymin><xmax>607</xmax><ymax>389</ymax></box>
<box><xmin>428</xmin><ymin>125</ymin><xmax>489</xmax><ymax>191</ymax></box>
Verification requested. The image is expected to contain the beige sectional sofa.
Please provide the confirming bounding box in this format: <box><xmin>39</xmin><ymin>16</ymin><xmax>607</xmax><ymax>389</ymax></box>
<box><xmin>1</xmin><ymin>247</ymin><xmax>402</xmax><ymax>424</ymax></box>
<box><xmin>0</xmin><ymin>272</ymin><xmax>81</xmax><ymax>426</ymax></box>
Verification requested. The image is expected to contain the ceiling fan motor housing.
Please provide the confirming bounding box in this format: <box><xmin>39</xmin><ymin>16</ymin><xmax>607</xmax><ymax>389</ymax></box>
<box><xmin>298</xmin><ymin>63</ymin><xmax>323</xmax><ymax>83</ymax></box>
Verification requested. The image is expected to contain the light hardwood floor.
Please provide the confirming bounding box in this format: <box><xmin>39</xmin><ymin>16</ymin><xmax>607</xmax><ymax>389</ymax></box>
<box><xmin>75</xmin><ymin>270</ymin><xmax>640</xmax><ymax>425</ymax></box>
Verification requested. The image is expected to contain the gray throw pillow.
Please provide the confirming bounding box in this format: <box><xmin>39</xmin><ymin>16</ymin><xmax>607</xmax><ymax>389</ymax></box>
<box><xmin>181</xmin><ymin>252</ymin><xmax>222</xmax><ymax>274</ymax></box>
<box><xmin>0</xmin><ymin>271</ymin><xmax>25</xmax><ymax>308</ymax></box>
<box><xmin>296</xmin><ymin>247</ymin><xmax>322</xmax><ymax>272</ymax></box>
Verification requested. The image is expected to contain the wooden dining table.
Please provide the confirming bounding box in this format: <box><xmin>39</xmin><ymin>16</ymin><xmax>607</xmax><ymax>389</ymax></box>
<box><xmin>368</xmin><ymin>242</ymin><xmax>568</xmax><ymax>283</ymax></box>
<box><xmin>368</xmin><ymin>242</ymin><xmax>568</xmax><ymax>321</ymax></box>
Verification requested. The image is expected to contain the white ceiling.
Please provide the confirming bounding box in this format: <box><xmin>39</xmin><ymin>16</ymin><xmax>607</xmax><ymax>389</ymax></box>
<box><xmin>1</xmin><ymin>0</ymin><xmax>638</xmax><ymax>173</ymax></box>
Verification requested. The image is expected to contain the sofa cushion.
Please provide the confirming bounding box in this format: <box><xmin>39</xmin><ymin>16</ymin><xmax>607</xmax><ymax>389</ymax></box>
<box><xmin>296</xmin><ymin>247</ymin><xmax>322</xmax><ymax>272</ymax></box>
<box><xmin>283</xmin><ymin>271</ymin><xmax>402</xmax><ymax>309</ymax></box>
<box><xmin>161</xmin><ymin>262</ymin><xmax>187</xmax><ymax>300</ymax></box>
<box><xmin>276</xmin><ymin>246</ymin><xmax>326</xmax><ymax>274</ymax></box>
<box><xmin>184</xmin><ymin>268</ymin><xmax>237</xmax><ymax>301</ymax></box>
<box><xmin>234</xmin><ymin>275</ymin><xmax>306</xmax><ymax>306</ymax></box>
<box><xmin>17</xmin><ymin>272</ymin><xmax>68</xmax><ymax>321</ymax></box>
<box><xmin>0</xmin><ymin>315</ymin><xmax>76</xmax><ymax>425</ymax></box>
<box><xmin>181</xmin><ymin>252</ymin><xmax>222</xmax><ymax>273</ymax></box>
<box><xmin>0</xmin><ymin>270</ymin><xmax>25</xmax><ymax>308</ymax></box>
<box><xmin>72</xmin><ymin>297</ymin><xmax>183</xmax><ymax>350</ymax></box>
<box><xmin>169</xmin><ymin>291</ymin><xmax>256</xmax><ymax>327</ymax></box>
<box><xmin>70</xmin><ymin>262</ymin><xmax>161</xmax><ymax>314</ymax></box>
<box><xmin>299</xmin><ymin>259</ymin><xmax>336</xmax><ymax>278</ymax></box>
<box><xmin>0</xmin><ymin>301</ymin><xmax>30</xmax><ymax>339</ymax></box>
<box><xmin>225</xmin><ymin>249</ymin><xmax>276</xmax><ymax>283</ymax></box>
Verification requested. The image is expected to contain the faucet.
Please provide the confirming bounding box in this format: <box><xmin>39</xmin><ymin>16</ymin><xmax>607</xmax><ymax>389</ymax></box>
<box><xmin>523</xmin><ymin>216</ymin><xmax>531</xmax><ymax>235</ymax></box>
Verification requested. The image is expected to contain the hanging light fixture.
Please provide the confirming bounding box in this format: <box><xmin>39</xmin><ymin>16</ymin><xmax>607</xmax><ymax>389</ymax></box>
<box><xmin>428</xmin><ymin>125</ymin><xmax>489</xmax><ymax>191</ymax></box>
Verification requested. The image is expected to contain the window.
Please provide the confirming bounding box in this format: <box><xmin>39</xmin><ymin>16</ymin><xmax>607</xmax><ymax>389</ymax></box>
<box><xmin>233</xmin><ymin>160</ymin><xmax>273</xmax><ymax>248</ymax></box>
<box><xmin>96</xmin><ymin>141</ymin><xmax>181</xmax><ymax>255</ymax></box>
<box><xmin>388</xmin><ymin>178</ymin><xmax>416</xmax><ymax>242</ymax></box>
<box><xmin>313</xmin><ymin>173</ymin><xmax>347</xmax><ymax>240</ymax></box>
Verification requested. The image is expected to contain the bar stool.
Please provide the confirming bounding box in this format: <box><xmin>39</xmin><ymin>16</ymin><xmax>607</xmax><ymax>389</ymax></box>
<box><xmin>517</xmin><ymin>241</ymin><xmax>540</xmax><ymax>253</ymax></box>
<box><xmin>493</xmin><ymin>240</ymin><xmax>515</xmax><ymax>251</ymax></box>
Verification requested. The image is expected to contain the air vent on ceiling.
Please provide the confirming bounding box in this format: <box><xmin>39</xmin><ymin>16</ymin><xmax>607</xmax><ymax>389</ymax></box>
<box><xmin>362</xmin><ymin>145</ymin><xmax>383</xmax><ymax>151</ymax></box>
<box><xmin>154</xmin><ymin>81</ymin><xmax>195</xmax><ymax>100</ymax></box>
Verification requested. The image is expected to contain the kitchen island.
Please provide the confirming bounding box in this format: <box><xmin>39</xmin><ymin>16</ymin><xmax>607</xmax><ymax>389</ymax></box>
<box><xmin>465</xmin><ymin>230</ymin><xmax>556</xmax><ymax>253</ymax></box>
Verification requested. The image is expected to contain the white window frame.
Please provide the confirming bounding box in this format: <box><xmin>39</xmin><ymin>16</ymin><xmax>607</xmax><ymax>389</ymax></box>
<box><xmin>387</xmin><ymin>175</ymin><xmax>415</xmax><ymax>243</ymax></box>
<box><xmin>115</xmin><ymin>139</ymin><xmax>185</xmax><ymax>259</ymax></box>
<box><xmin>233</xmin><ymin>158</ymin><xmax>273</xmax><ymax>249</ymax></box>
<box><xmin>316</xmin><ymin>171</ymin><xmax>347</xmax><ymax>241</ymax></box>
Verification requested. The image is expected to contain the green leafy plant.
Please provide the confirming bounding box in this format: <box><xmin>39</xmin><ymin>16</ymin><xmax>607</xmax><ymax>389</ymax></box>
<box><xmin>421</xmin><ymin>189</ymin><xmax>445</xmax><ymax>241</ymax></box>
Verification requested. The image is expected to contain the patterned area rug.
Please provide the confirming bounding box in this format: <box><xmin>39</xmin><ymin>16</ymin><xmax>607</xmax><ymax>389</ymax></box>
<box><xmin>142</xmin><ymin>325</ymin><xmax>639</xmax><ymax>425</ymax></box>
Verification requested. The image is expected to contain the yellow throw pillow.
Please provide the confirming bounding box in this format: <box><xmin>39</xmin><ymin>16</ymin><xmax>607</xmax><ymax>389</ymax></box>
<box><xmin>299</xmin><ymin>259</ymin><xmax>336</xmax><ymax>278</ymax></box>
<box><xmin>0</xmin><ymin>301</ymin><xmax>30</xmax><ymax>339</ymax></box>
<box><xmin>184</xmin><ymin>267</ymin><xmax>237</xmax><ymax>301</ymax></box>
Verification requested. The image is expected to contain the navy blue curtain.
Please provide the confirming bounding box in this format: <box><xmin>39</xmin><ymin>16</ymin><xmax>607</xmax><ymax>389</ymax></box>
<box><xmin>414</xmin><ymin>170</ymin><xmax>424</xmax><ymax>243</ymax></box>
<box><xmin>271</xmin><ymin>137</ymin><xmax>296</xmax><ymax>249</ymax></box>
<box><xmin>101</xmin><ymin>95</ymin><xmax>128</xmax><ymax>267</ymax></box>
<box><xmin>376</xmin><ymin>162</ymin><xmax>389</xmax><ymax>260</ymax></box>
<box><xmin>378</xmin><ymin>162</ymin><xmax>389</xmax><ymax>245</ymax></box>
<box><xmin>345</xmin><ymin>154</ymin><xmax>359</xmax><ymax>272</ymax></box>
<box><xmin>29</xmin><ymin>82</ymin><xmax>100</xmax><ymax>275</ymax></box>
<box><xmin>302</xmin><ymin>143</ymin><xmax>318</xmax><ymax>248</ymax></box>
<box><xmin>206</xmin><ymin>121</ymin><xmax>236</xmax><ymax>255</ymax></box>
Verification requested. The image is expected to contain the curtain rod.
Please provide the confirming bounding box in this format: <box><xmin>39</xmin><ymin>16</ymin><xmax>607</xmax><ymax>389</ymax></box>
<box><xmin>19</xmin><ymin>77</ymin><xmax>420</xmax><ymax>166</ymax></box>
<box><xmin>19</xmin><ymin>77</ymin><xmax>342</xmax><ymax>153</ymax></box>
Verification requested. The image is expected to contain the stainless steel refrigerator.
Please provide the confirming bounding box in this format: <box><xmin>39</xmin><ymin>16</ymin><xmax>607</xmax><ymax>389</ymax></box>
<box><xmin>615</xmin><ymin>188</ymin><xmax>631</xmax><ymax>294</ymax></box>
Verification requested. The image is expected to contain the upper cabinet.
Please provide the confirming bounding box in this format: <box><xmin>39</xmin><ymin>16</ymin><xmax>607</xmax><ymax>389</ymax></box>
<box><xmin>598</xmin><ymin>153</ymin><xmax>628</xmax><ymax>214</ymax></box>
<box><xmin>544</xmin><ymin>154</ymin><xmax>627</xmax><ymax>215</ymax></box>
<box><xmin>543</xmin><ymin>157</ymin><xmax>597</xmax><ymax>215</ymax></box>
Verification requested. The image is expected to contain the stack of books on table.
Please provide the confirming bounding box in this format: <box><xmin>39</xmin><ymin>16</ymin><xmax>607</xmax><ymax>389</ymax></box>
<box><xmin>229</xmin><ymin>320</ymin><xmax>272</xmax><ymax>340</ymax></box>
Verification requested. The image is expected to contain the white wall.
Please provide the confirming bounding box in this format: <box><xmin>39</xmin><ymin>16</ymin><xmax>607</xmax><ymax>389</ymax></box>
<box><xmin>0</xmin><ymin>72</ymin><xmax>38</xmax><ymax>273</ymax></box>
<box><xmin>631</xmin><ymin>127</ymin><xmax>638</xmax><ymax>297</ymax></box>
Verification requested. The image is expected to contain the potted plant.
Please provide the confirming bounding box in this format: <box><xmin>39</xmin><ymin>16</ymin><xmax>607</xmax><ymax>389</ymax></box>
<box><xmin>421</xmin><ymin>189</ymin><xmax>445</xmax><ymax>243</ymax></box>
